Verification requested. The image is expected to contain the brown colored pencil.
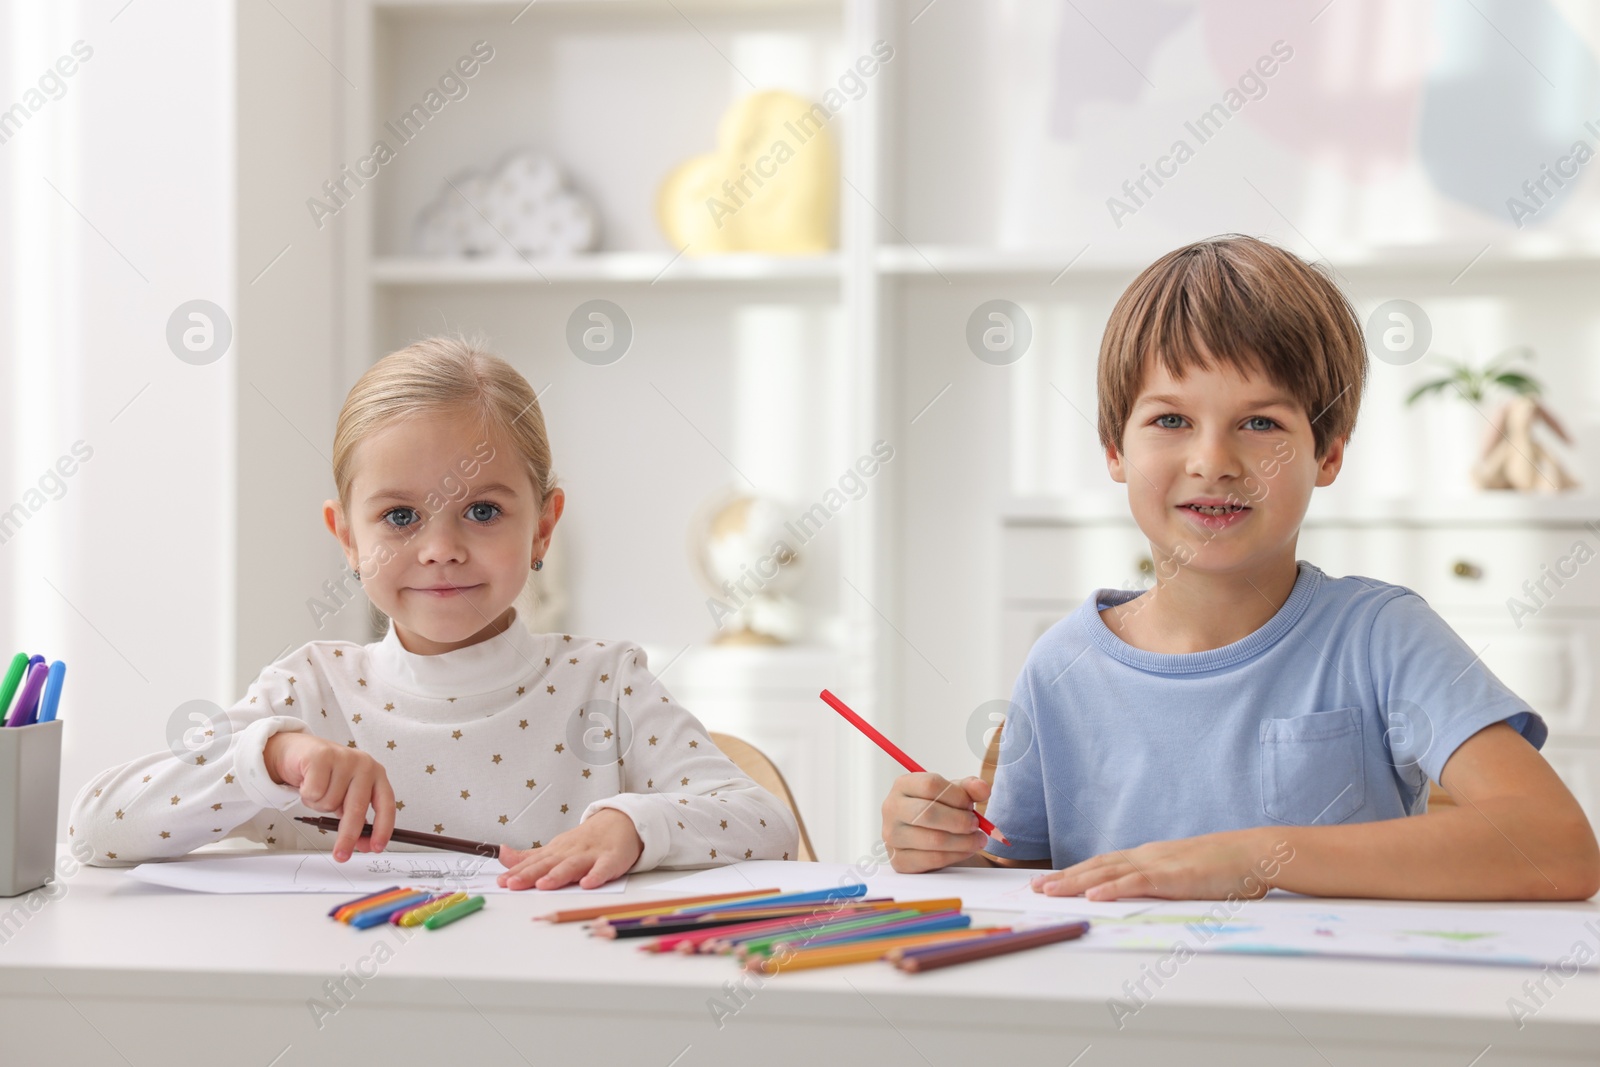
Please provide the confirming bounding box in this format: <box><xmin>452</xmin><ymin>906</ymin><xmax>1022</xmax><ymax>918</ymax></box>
<box><xmin>893</xmin><ymin>920</ymin><xmax>1091</xmax><ymax>973</ymax></box>
<box><xmin>293</xmin><ymin>816</ymin><xmax>502</xmax><ymax>859</ymax></box>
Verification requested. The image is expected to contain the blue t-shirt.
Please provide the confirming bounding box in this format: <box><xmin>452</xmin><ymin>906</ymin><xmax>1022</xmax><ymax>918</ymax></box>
<box><xmin>983</xmin><ymin>560</ymin><xmax>1547</xmax><ymax>867</ymax></box>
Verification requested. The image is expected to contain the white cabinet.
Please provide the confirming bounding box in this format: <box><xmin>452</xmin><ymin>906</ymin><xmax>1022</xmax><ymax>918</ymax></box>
<box><xmin>645</xmin><ymin>644</ymin><xmax>850</xmax><ymax>862</ymax></box>
<box><xmin>1000</xmin><ymin>498</ymin><xmax>1600</xmax><ymax>820</ymax></box>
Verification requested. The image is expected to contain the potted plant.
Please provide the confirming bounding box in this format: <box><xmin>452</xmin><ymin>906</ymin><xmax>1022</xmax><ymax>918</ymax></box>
<box><xmin>1403</xmin><ymin>347</ymin><xmax>1577</xmax><ymax>493</ymax></box>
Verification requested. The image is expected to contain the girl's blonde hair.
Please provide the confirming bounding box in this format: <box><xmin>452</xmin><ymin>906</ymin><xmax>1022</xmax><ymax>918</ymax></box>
<box><xmin>332</xmin><ymin>334</ymin><xmax>558</xmax><ymax>633</ymax></box>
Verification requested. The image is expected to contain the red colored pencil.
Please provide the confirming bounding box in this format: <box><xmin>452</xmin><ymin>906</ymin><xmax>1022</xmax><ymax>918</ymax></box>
<box><xmin>820</xmin><ymin>689</ymin><xmax>1011</xmax><ymax>846</ymax></box>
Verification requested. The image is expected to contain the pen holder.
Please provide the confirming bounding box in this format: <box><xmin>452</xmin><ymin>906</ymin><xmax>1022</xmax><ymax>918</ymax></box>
<box><xmin>0</xmin><ymin>719</ymin><xmax>63</xmax><ymax>897</ymax></box>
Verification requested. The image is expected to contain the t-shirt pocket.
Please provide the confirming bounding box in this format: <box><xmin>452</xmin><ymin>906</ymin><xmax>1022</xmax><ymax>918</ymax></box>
<box><xmin>1259</xmin><ymin>706</ymin><xmax>1366</xmax><ymax>825</ymax></box>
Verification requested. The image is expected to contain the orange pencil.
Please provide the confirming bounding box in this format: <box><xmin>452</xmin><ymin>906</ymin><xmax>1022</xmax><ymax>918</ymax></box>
<box><xmin>543</xmin><ymin>888</ymin><xmax>784</xmax><ymax>924</ymax></box>
<box><xmin>752</xmin><ymin>927</ymin><xmax>1011</xmax><ymax>974</ymax></box>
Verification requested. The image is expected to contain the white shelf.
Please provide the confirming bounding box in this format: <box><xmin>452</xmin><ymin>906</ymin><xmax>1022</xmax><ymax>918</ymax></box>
<box><xmin>877</xmin><ymin>243</ymin><xmax>1600</xmax><ymax>280</ymax></box>
<box><xmin>371</xmin><ymin>253</ymin><xmax>843</xmax><ymax>285</ymax></box>
<box><xmin>371</xmin><ymin>0</ymin><xmax>836</xmax><ymax>11</ymax></box>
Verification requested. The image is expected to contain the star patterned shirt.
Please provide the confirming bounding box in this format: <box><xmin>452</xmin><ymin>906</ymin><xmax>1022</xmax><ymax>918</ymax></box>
<box><xmin>68</xmin><ymin>608</ymin><xmax>800</xmax><ymax>871</ymax></box>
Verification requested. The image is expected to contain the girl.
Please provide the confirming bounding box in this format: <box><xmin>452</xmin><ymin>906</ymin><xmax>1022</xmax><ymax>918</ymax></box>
<box><xmin>70</xmin><ymin>337</ymin><xmax>800</xmax><ymax>889</ymax></box>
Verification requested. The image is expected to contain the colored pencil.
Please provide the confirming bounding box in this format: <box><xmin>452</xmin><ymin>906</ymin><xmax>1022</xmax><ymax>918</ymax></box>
<box><xmin>698</xmin><ymin>896</ymin><xmax>960</xmax><ymax>944</ymax></box>
<box><xmin>654</xmin><ymin>912</ymin><xmax>873</xmax><ymax>955</ymax></box>
<box><xmin>295</xmin><ymin>816</ymin><xmax>501</xmax><ymax>858</ymax></box>
<box><xmin>545</xmin><ymin>889</ymin><xmax>784</xmax><ymax>924</ymax></box>
<box><xmin>893</xmin><ymin>920</ymin><xmax>1091</xmax><ymax>972</ymax></box>
<box><xmin>759</xmin><ymin>911</ymin><xmax>970</xmax><ymax>957</ymax></box>
<box><xmin>752</xmin><ymin>927</ymin><xmax>1010</xmax><ymax>974</ymax></box>
<box><xmin>652</xmin><ymin>884</ymin><xmax>868</xmax><ymax>917</ymax></box>
<box><xmin>820</xmin><ymin>689</ymin><xmax>1011</xmax><ymax>845</ymax></box>
<box><xmin>621</xmin><ymin>896</ymin><xmax>893</xmax><ymax>929</ymax></box>
<box><xmin>595</xmin><ymin>901</ymin><xmax>903</xmax><ymax>939</ymax></box>
<box><xmin>720</xmin><ymin>909</ymin><xmax>926</xmax><ymax>957</ymax></box>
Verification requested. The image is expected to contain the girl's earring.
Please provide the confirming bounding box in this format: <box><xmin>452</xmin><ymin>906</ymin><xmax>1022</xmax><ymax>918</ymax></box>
<box><xmin>532</xmin><ymin>559</ymin><xmax>544</xmax><ymax>572</ymax></box>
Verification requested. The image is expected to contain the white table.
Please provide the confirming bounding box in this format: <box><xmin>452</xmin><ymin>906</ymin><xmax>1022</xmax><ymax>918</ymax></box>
<box><xmin>1</xmin><ymin>852</ymin><xmax>1597</xmax><ymax>1066</ymax></box>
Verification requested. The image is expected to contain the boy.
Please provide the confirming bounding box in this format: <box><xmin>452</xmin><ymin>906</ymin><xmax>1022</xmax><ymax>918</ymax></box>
<box><xmin>883</xmin><ymin>235</ymin><xmax>1600</xmax><ymax>901</ymax></box>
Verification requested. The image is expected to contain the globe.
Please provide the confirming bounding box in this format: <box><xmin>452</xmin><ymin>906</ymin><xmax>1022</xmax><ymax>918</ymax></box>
<box><xmin>691</xmin><ymin>491</ymin><xmax>805</xmax><ymax>644</ymax></box>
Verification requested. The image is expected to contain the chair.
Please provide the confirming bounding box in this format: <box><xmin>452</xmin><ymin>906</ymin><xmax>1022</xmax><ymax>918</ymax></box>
<box><xmin>975</xmin><ymin>722</ymin><xmax>1455</xmax><ymax>815</ymax></box>
<box><xmin>710</xmin><ymin>731</ymin><xmax>817</xmax><ymax>861</ymax></box>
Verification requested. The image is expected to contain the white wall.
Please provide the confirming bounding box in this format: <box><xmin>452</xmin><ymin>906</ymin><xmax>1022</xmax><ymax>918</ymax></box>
<box><xmin>1</xmin><ymin>0</ymin><xmax>236</xmax><ymax>834</ymax></box>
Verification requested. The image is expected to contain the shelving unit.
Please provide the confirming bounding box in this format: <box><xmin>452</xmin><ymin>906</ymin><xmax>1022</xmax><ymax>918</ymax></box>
<box><xmin>318</xmin><ymin>0</ymin><xmax>1600</xmax><ymax>862</ymax></box>
<box><xmin>336</xmin><ymin>0</ymin><xmax>889</xmax><ymax>863</ymax></box>
<box><xmin>371</xmin><ymin>253</ymin><xmax>844</xmax><ymax>285</ymax></box>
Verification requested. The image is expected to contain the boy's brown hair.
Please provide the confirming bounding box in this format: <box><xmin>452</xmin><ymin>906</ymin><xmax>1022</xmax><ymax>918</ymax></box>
<box><xmin>1097</xmin><ymin>234</ymin><xmax>1367</xmax><ymax>460</ymax></box>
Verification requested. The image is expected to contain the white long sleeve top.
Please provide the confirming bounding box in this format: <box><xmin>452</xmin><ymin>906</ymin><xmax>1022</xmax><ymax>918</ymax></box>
<box><xmin>68</xmin><ymin>609</ymin><xmax>800</xmax><ymax>871</ymax></box>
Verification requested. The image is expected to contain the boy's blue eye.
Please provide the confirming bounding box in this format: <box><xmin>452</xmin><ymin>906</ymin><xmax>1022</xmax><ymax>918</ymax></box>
<box><xmin>1245</xmin><ymin>416</ymin><xmax>1280</xmax><ymax>431</ymax></box>
<box><xmin>1154</xmin><ymin>414</ymin><xmax>1185</xmax><ymax>429</ymax></box>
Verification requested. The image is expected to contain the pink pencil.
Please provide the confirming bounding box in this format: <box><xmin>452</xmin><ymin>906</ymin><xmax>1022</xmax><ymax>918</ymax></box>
<box><xmin>819</xmin><ymin>689</ymin><xmax>1011</xmax><ymax>846</ymax></box>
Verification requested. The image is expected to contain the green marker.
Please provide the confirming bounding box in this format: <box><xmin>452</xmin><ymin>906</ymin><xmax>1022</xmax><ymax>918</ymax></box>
<box><xmin>423</xmin><ymin>894</ymin><xmax>485</xmax><ymax>930</ymax></box>
<box><xmin>0</xmin><ymin>653</ymin><xmax>29</xmax><ymax>726</ymax></box>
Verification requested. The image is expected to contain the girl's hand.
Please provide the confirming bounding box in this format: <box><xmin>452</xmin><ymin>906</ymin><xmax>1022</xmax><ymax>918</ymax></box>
<box><xmin>882</xmin><ymin>772</ymin><xmax>992</xmax><ymax>873</ymax></box>
<box><xmin>264</xmin><ymin>731</ymin><xmax>395</xmax><ymax>862</ymax></box>
<box><xmin>1030</xmin><ymin>828</ymin><xmax>1285</xmax><ymax>901</ymax></box>
<box><xmin>496</xmin><ymin>808</ymin><xmax>644</xmax><ymax>890</ymax></box>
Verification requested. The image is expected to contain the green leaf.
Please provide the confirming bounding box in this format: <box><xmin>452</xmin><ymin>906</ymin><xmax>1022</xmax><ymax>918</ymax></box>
<box><xmin>1404</xmin><ymin>379</ymin><xmax>1454</xmax><ymax>405</ymax></box>
<box><xmin>1492</xmin><ymin>371</ymin><xmax>1542</xmax><ymax>396</ymax></box>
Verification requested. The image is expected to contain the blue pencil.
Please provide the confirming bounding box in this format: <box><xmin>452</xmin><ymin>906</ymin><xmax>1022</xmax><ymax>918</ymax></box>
<box><xmin>656</xmin><ymin>884</ymin><xmax>868</xmax><ymax>919</ymax></box>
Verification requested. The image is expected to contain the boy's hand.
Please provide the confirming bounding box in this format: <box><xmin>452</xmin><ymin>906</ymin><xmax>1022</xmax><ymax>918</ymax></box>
<box><xmin>882</xmin><ymin>772</ymin><xmax>992</xmax><ymax>873</ymax></box>
<box><xmin>496</xmin><ymin>808</ymin><xmax>644</xmax><ymax>890</ymax></box>
<box><xmin>1031</xmin><ymin>828</ymin><xmax>1281</xmax><ymax>901</ymax></box>
<box><xmin>264</xmin><ymin>731</ymin><xmax>395</xmax><ymax>862</ymax></box>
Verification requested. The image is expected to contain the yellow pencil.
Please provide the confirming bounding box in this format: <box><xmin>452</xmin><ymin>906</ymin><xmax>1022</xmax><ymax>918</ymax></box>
<box><xmin>750</xmin><ymin>926</ymin><xmax>1011</xmax><ymax>974</ymax></box>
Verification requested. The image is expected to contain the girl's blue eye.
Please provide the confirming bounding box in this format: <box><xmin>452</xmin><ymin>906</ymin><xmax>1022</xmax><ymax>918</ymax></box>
<box><xmin>382</xmin><ymin>507</ymin><xmax>419</xmax><ymax>530</ymax></box>
<box><xmin>466</xmin><ymin>502</ymin><xmax>501</xmax><ymax>523</ymax></box>
<box><xmin>1154</xmin><ymin>414</ymin><xmax>1185</xmax><ymax>429</ymax></box>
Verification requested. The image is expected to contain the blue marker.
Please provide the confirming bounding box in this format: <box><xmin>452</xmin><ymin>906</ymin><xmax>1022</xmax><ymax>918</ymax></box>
<box><xmin>35</xmin><ymin>661</ymin><xmax>65</xmax><ymax>723</ymax></box>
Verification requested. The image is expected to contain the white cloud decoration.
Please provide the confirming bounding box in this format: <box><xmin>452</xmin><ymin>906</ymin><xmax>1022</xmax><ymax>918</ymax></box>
<box><xmin>412</xmin><ymin>150</ymin><xmax>598</xmax><ymax>258</ymax></box>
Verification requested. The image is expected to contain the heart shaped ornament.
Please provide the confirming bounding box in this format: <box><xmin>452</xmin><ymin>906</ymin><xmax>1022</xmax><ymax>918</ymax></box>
<box><xmin>657</xmin><ymin>90</ymin><xmax>837</xmax><ymax>255</ymax></box>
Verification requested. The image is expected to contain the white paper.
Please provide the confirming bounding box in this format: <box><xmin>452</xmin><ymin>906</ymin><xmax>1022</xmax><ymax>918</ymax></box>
<box><xmin>1072</xmin><ymin>899</ymin><xmax>1600</xmax><ymax>969</ymax></box>
<box><xmin>651</xmin><ymin>860</ymin><xmax>1153</xmax><ymax>918</ymax></box>
<box><xmin>127</xmin><ymin>851</ymin><xmax>628</xmax><ymax>896</ymax></box>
